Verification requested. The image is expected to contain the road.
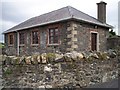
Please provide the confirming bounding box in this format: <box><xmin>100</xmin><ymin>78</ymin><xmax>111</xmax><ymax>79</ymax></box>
<box><xmin>87</xmin><ymin>78</ymin><xmax>119</xmax><ymax>89</ymax></box>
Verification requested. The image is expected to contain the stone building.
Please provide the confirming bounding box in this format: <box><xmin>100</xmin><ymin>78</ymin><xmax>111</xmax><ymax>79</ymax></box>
<box><xmin>3</xmin><ymin>1</ymin><xmax>112</xmax><ymax>56</ymax></box>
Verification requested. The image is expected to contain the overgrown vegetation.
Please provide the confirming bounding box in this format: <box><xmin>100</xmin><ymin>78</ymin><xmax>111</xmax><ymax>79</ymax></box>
<box><xmin>0</xmin><ymin>42</ymin><xmax>4</xmax><ymax>48</ymax></box>
<box><xmin>109</xmin><ymin>29</ymin><xmax>116</xmax><ymax>37</ymax></box>
<box><xmin>46</xmin><ymin>53</ymin><xmax>56</xmax><ymax>63</ymax></box>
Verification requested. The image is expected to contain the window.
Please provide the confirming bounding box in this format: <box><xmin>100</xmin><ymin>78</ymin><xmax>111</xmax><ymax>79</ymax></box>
<box><xmin>49</xmin><ymin>28</ymin><xmax>59</xmax><ymax>44</ymax></box>
<box><xmin>19</xmin><ymin>32</ymin><xmax>25</xmax><ymax>45</ymax></box>
<box><xmin>31</xmin><ymin>30</ymin><xmax>39</xmax><ymax>44</ymax></box>
<box><xmin>8</xmin><ymin>34</ymin><xmax>14</xmax><ymax>45</ymax></box>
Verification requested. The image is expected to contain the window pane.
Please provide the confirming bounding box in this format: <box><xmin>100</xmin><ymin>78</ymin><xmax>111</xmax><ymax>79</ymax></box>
<box><xmin>19</xmin><ymin>32</ymin><xmax>25</xmax><ymax>44</ymax></box>
<box><xmin>32</xmin><ymin>31</ymin><xmax>39</xmax><ymax>44</ymax></box>
<box><xmin>49</xmin><ymin>29</ymin><xmax>54</xmax><ymax>36</ymax></box>
<box><xmin>54</xmin><ymin>36</ymin><xmax>58</xmax><ymax>43</ymax></box>
<box><xmin>55</xmin><ymin>29</ymin><xmax>58</xmax><ymax>34</ymax></box>
<box><xmin>50</xmin><ymin>29</ymin><xmax>53</xmax><ymax>33</ymax></box>
<box><xmin>49</xmin><ymin>28</ymin><xmax>59</xmax><ymax>44</ymax></box>
<box><xmin>9</xmin><ymin>35</ymin><xmax>13</xmax><ymax>45</ymax></box>
<box><xmin>50</xmin><ymin>32</ymin><xmax>53</xmax><ymax>36</ymax></box>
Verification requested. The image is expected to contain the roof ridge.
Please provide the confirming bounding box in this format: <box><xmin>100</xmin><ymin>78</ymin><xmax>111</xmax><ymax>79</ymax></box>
<box><xmin>34</xmin><ymin>6</ymin><xmax>70</xmax><ymax>18</ymax></box>
<box><xmin>67</xmin><ymin>6</ymin><xmax>74</xmax><ymax>18</ymax></box>
<box><xmin>69</xmin><ymin>6</ymin><xmax>105</xmax><ymax>24</ymax></box>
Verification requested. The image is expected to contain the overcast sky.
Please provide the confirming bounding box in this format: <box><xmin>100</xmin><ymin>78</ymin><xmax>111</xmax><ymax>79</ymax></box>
<box><xmin>0</xmin><ymin>0</ymin><xmax>119</xmax><ymax>42</ymax></box>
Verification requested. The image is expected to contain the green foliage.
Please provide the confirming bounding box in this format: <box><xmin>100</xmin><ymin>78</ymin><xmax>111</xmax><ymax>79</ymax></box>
<box><xmin>46</xmin><ymin>53</ymin><xmax>56</xmax><ymax>59</ymax></box>
<box><xmin>0</xmin><ymin>43</ymin><xmax>4</xmax><ymax>48</ymax></box>
<box><xmin>4</xmin><ymin>68</ymin><xmax>12</xmax><ymax>75</ymax></box>
<box><xmin>46</xmin><ymin>53</ymin><xmax>56</xmax><ymax>63</ymax></box>
<box><xmin>109</xmin><ymin>29</ymin><xmax>116</xmax><ymax>37</ymax></box>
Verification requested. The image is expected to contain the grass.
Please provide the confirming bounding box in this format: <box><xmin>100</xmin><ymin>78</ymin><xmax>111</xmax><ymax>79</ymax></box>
<box><xmin>0</xmin><ymin>43</ymin><xmax>4</xmax><ymax>49</ymax></box>
<box><xmin>0</xmin><ymin>44</ymin><xmax>2</xmax><ymax>48</ymax></box>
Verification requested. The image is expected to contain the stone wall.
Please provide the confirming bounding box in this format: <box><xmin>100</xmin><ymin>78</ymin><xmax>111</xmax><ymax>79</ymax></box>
<box><xmin>4</xmin><ymin>33</ymin><xmax>17</xmax><ymax>56</ymax></box>
<box><xmin>66</xmin><ymin>21</ymin><xmax>109</xmax><ymax>52</ymax></box>
<box><xmin>4</xmin><ymin>22</ymin><xmax>68</xmax><ymax>56</ymax></box>
<box><xmin>66</xmin><ymin>21</ymin><xmax>78</xmax><ymax>51</ymax></box>
<box><xmin>75</xmin><ymin>21</ymin><xmax>109</xmax><ymax>52</ymax></box>
<box><xmin>107</xmin><ymin>36</ymin><xmax>120</xmax><ymax>50</ymax></box>
<box><xmin>4</xmin><ymin>20</ymin><xmax>109</xmax><ymax>56</ymax></box>
<box><xmin>2</xmin><ymin>51</ymin><xmax>119</xmax><ymax>89</ymax></box>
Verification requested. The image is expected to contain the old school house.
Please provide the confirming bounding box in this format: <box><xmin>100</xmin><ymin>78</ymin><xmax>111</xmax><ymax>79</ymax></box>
<box><xmin>3</xmin><ymin>1</ymin><xmax>112</xmax><ymax>56</ymax></box>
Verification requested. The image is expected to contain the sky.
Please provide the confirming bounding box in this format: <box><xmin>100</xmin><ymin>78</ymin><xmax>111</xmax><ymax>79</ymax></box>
<box><xmin>0</xmin><ymin>0</ymin><xmax>119</xmax><ymax>43</ymax></box>
<box><xmin>118</xmin><ymin>1</ymin><xmax>120</xmax><ymax>35</ymax></box>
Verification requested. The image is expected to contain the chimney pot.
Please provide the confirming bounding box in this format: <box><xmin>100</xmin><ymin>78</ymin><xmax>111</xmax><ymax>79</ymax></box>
<box><xmin>97</xmin><ymin>1</ymin><xmax>107</xmax><ymax>23</ymax></box>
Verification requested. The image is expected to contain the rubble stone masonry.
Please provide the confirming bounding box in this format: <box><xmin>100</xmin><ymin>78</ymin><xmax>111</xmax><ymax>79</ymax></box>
<box><xmin>4</xmin><ymin>20</ymin><xmax>109</xmax><ymax>56</ymax></box>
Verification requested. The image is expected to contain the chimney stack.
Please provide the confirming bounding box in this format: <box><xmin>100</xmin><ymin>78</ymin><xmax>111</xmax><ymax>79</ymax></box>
<box><xmin>97</xmin><ymin>1</ymin><xmax>107</xmax><ymax>23</ymax></box>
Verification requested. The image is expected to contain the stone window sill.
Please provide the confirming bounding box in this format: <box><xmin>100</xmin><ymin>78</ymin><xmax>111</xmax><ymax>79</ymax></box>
<box><xmin>31</xmin><ymin>44</ymin><xmax>39</xmax><ymax>46</ymax></box>
<box><xmin>19</xmin><ymin>44</ymin><xmax>25</xmax><ymax>46</ymax></box>
<box><xmin>47</xmin><ymin>44</ymin><xmax>59</xmax><ymax>46</ymax></box>
<box><xmin>8</xmin><ymin>45</ymin><xmax>14</xmax><ymax>46</ymax></box>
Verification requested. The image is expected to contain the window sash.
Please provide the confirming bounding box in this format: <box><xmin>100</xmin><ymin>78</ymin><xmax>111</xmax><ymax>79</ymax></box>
<box><xmin>32</xmin><ymin>31</ymin><xmax>39</xmax><ymax>44</ymax></box>
<box><xmin>19</xmin><ymin>32</ymin><xmax>25</xmax><ymax>45</ymax></box>
<box><xmin>8</xmin><ymin>34</ymin><xmax>14</xmax><ymax>45</ymax></box>
<box><xmin>49</xmin><ymin>28</ymin><xmax>59</xmax><ymax>44</ymax></box>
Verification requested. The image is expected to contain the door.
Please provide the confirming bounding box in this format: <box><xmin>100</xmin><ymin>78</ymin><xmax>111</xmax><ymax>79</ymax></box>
<box><xmin>91</xmin><ymin>33</ymin><xmax>97</xmax><ymax>51</ymax></box>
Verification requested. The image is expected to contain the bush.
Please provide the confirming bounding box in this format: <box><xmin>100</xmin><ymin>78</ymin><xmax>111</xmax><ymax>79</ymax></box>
<box><xmin>0</xmin><ymin>43</ymin><xmax>4</xmax><ymax>49</ymax></box>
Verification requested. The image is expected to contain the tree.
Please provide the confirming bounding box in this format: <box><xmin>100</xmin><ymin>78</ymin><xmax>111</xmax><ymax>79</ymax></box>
<box><xmin>109</xmin><ymin>29</ymin><xmax>116</xmax><ymax>37</ymax></box>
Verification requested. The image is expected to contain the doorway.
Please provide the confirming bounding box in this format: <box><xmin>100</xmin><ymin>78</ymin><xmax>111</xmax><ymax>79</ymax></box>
<box><xmin>91</xmin><ymin>32</ymin><xmax>98</xmax><ymax>51</ymax></box>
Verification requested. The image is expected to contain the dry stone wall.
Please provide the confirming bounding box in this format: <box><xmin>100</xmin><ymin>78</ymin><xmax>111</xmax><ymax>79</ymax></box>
<box><xmin>1</xmin><ymin>51</ymin><xmax>119</xmax><ymax>89</ymax></box>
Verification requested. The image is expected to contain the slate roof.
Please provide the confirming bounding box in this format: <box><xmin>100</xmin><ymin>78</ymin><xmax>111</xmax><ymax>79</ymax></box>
<box><xmin>3</xmin><ymin>6</ymin><xmax>112</xmax><ymax>34</ymax></box>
